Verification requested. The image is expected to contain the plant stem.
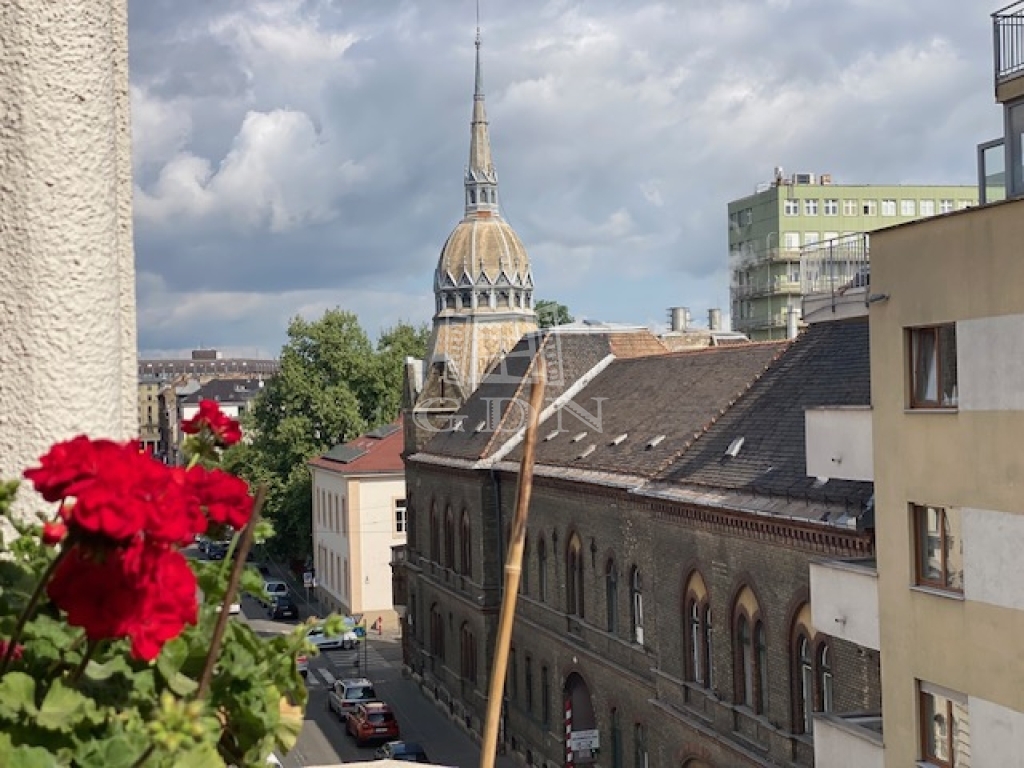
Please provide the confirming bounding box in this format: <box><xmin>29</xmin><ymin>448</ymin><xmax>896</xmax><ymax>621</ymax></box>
<box><xmin>67</xmin><ymin>639</ymin><xmax>100</xmax><ymax>684</ymax></box>
<box><xmin>195</xmin><ymin>484</ymin><xmax>266</xmax><ymax>700</ymax></box>
<box><xmin>0</xmin><ymin>544</ymin><xmax>70</xmax><ymax>674</ymax></box>
<box><xmin>129</xmin><ymin>744</ymin><xmax>155</xmax><ymax>768</ymax></box>
<box><xmin>44</xmin><ymin>630</ymin><xmax>87</xmax><ymax>677</ymax></box>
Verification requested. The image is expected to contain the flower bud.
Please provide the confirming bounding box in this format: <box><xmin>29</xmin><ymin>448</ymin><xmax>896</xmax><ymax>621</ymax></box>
<box><xmin>41</xmin><ymin>521</ymin><xmax>68</xmax><ymax>547</ymax></box>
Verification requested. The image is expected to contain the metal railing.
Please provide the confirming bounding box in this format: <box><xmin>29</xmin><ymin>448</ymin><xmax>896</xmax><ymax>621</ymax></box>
<box><xmin>994</xmin><ymin>1</ymin><xmax>1024</xmax><ymax>82</ymax></box>
<box><xmin>800</xmin><ymin>234</ymin><xmax>870</xmax><ymax>297</ymax></box>
<box><xmin>733</xmin><ymin>276</ymin><xmax>803</xmax><ymax>299</ymax></box>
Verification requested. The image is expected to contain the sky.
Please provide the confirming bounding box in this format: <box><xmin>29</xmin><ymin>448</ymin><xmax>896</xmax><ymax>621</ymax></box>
<box><xmin>130</xmin><ymin>0</ymin><xmax>1000</xmax><ymax>358</ymax></box>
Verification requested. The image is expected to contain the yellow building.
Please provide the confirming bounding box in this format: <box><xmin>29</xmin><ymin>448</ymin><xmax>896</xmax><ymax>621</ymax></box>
<box><xmin>871</xmin><ymin>6</ymin><xmax>1024</xmax><ymax>765</ymax></box>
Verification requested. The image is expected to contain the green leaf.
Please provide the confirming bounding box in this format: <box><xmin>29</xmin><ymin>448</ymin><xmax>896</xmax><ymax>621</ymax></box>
<box><xmin>156</xmin><ymin>636</ymin><xmax>187</xmax><ymax>684</ymax></box>
<box><xmin>0</xmin><ymin>671</ymin><xmax>38</xmax><ymax>719</ymax></box>
<box><xmin>169</xmin><ymin>742</ymin><xmax>224</xmax><ymax>768</ymax></box>
<box><xmin>84</xmin><ymin>655</ymin><xmax>131</xmax><ymax>682</ymax></box>
<box><xmin>165</xmin><ymin>672</ymin><xmax>198</xmax><ymax>697</ymax></box>
<box><xmin>36</xmin><ymin>679</ymin><xmax>98</xmax><ymax>731</ymax></box>
<box><xmin>74</xmin><ymin>735</ymin><xmax>147</xmax><ymax>768</ymax></box>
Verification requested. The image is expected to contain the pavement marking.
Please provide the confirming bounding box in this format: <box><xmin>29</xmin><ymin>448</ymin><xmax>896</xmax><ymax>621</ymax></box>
<box><xmin>318</xmin><ymin>668</ymin><xmax>335</xmax><ymax>687</ymax></box>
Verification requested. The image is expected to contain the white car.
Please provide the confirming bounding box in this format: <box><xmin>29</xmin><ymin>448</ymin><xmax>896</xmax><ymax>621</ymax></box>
<box><xmin>260</xmin><ymin>580</ymin><xmax>288</xmax><ymax>607</ymax></box>
<box><xmin>307</xmin><ymin>625</ymin><xmax>358</xmax><ymax>651</ymax></box>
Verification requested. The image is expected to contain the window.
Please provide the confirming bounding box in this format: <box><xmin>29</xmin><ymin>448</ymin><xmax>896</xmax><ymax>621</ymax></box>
<box><xmin>341</xmin><ymin>496</ymin><xmax>347</xmax><ymax>535</ymax></box>
<box><xmin>567</xmin><ymin>534</ymin><xmax>584</xmax><ymax>617</ymax></box>
<box><xmin>541</xmin><ymin>666</ymin><xmax>550</xmax><ymax>727</ymax></box>
<box><xmin>633</xmin><ymin>723</ymin><xmax>648</xmax><ymax>768</ymax></box>
<box><xmin>605</xmin><ymin>558</ymin><xmax>618</xmax><ymax>633</ymax></box>
<box><xmin>920</xmin><ymin>199</ymin><xmax>935</xmax><ymax>216</ymax></box>
<box><xmin>881</xmin><ymin>199</ymin><xmax>897</xmax><ymax>216</ymax></box>
<box><xmin>538</xmin><ymin>538</ymin><xmax>548</xmax><ymax>602</ymax></box>
<box><xmin>957</xmin><ymin>200</ymin><xmax>972</xmax><ymax>210</ymax></box>
<box><xmin>610</xmin><ymin>708</ymin><xmax>623</xmax><ymax>768</ymax></box>
<box><xmin>901</xmin><ymin>199</ymin><xmax>916</xmax><ymax>216</ymax></box>
<box><xmin>394</xmin><ymin>498</ymin><xmax>407</xmax><ymax>534</ymax></box>
<box><xmin>818</xmin><ymin>644</ymin><xmax>833</xmax><ymax>713</ymax></box>
<box><xmin>803</xmin><ymin>232</ymin><xmax>820</xmax><ymax>246</ymax></box>
<box><xmin>684</xmin><ymin>571</ymin><xmax>711</xmax><ymax>688</ymax></box>
<box><xmin>430</xmin><ymin>604</ymin><xmax>445</xmax><ymax>660</ymax></box>
<box><xmin>783</xmin><ymin>232</ymin><xmax>800</xmax><ymax>249</ymax></box>
<box><xmin>823</xmin><ymin>231</ymin><xmax>838</xmax><ymax>244</ymax></box>
<box><xmin>444</xmin><ymin>507</ymin><xmax>455</xmax><ymax>568</ymax></box>
<box><xmin>630</xmin><ymin>567</ymin><xmax>644</xmax><ymax>645</ymax></box>
<box><xmin>521</xmin><ymin>535</ymin><xmax>530</xmax><ymax>595</ymax></box>
<box><xmin>525</xmin><ymin>655</ymin><xmax>533</xmax><ymax>713</ymax></box>
<box><xmin>460</xmin><ymin>623</ymin><xmax>477</xmax><ymax>683</ymax></box>
<box><xmin>737</xmin><ymin>615</ymin><xmax>754</xmax><ymax>708</ymax></box>
<box><xmin>862</xmin><ymin>199</ymin><xmax>877</xmax><ymax>215</ymax></box>
<box><xmin>842</xmin><ymin>199</ymin><xmax>857</xmax><ymax>216</ymax></box>
<box><xmin>940</xmin><ymin>199</ymin><xmax>954</xmax><ymax>213</ymax></box>
<box><xmin>920</xmin><ymin>683</ymin><xmax>970</xmax><ymax>767</ymax></box>
<box><xmin>823</xmin><ymin>198</ymin><xmax>838</xmax><ymax>215</ymax></box>
<box><xmin>756</xmin><ymin>623</ymin><xmax>768</xmax><ymax>714</ymax></box>
<box><xmin>798</xmin><ymin>636</ymin><xmax>813</xmax><ymax>733</ymax></box>
<box><xmin>803</xmin><ymin>199</ymin><xmax>818</xmax><ymax>216</ymax></box>
<box><xmin>909</xmin><ymin>325</ymin><xmax>958</xmax><ymax>408</ymax></box>
<box><xmin>430</xmin><ymin>504</ymin><xmax>440</xmax><ymax>563</ymax></box>
<box><xmin>740</xmin><ymin>207</ymin><xmax>753</xmax><ymax>226</ymax></box>
<box><xmin>460</xmin><ymin>510</ymin><xmax>472</xmax><ymax>576</ymax></box>
<box><xmin>784</xmin><ymin>199</ymin><xmax>799</xmax><ymax>216</ymax></box>
<box><xmin>732</xmin><ymin>587</ymin><xmax>765</xmax><ymax>713</ymax></box>
<box><xmin>509</xmin><ymin>647</ymin><xmax>518</xmax><ymax>701</ymax></box>
<box><xmin>689</xmin><ymin>602</ymin><xmax>703</xmax><ymax>684</ymax></box>
<box><xmin>704</xmin><ymin>607</ymin><xmax>715</xmax><ymax>691</ymax></box>
<box><xmin>913</xmin><ymin>504</ymin><xmax>963</xmax><ymax>592</ymax></box>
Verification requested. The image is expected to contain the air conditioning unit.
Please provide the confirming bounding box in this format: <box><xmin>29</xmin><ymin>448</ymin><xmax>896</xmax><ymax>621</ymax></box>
<box><xmin>819</xmin><ymin>173</ymin><xmax>833</xmax><ymax>185</ymax></box>
<box><xmin>793</xmin><ymin>173</ymin><xmax>815</xmax><ymax>185</ymax></box>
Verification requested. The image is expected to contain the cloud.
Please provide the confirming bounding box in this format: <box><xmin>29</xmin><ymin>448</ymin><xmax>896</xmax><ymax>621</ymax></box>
<box><xmin>129</xmin><ymin>0</ymin><xmax>997</xmax><ymax>356</ymax></box>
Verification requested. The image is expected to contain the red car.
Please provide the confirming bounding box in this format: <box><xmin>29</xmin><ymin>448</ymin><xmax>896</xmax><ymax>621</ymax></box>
<box><xmin>345</xmin><ymin>701</ymin><xmax>400</xmax><ymax>747</ymax></box>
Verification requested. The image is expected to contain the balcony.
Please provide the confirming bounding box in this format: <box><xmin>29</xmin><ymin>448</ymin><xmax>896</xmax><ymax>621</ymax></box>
<box><xmin>732</xmin><ymin>275</ymin><xmax>803</xmax><ymax>300</ymax></box>
<box><xmin>809</xmin><ymin>558</ymin><xmax>879</xmax><ymax>651</ymax></box>
<box><xmin>805</xmin><ymin>406</ymin><xmax>873</xmax><ymax>482</ymax></box>
<box><xmin>995</xmin><ymin>1</ymin><xmax>1024</xmax><ymax>102</ymax></box>
<box><xmin>812</xmin><ymin>712</ymin><xmax>883</xmax><ymax>768</ymax></box>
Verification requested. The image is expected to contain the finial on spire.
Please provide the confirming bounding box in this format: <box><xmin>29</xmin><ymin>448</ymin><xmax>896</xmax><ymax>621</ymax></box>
<box><xmin>474</xmin><ymin>0</ymin><xmax>483</xmax><ymax>99</ymax></box>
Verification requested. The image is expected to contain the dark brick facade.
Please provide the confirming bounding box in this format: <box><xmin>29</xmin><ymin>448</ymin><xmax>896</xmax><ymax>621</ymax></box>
<box><xmin>404</xmin><ymin>463</ymin><xmax>880</xmax><ymax>768</ymax></box>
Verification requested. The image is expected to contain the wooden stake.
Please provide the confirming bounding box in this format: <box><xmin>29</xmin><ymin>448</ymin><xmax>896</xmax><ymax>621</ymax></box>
<box><xmin>480</xmin><ymin>356</ymin><xmax>546</xmax><ymax>768</ymax></box>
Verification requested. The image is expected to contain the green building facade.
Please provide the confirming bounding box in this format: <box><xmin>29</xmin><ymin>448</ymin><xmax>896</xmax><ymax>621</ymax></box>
<box><xmin>727</xmin><ymin>173</ymin><xmax>978</xmax><ymax>339</ymax></box>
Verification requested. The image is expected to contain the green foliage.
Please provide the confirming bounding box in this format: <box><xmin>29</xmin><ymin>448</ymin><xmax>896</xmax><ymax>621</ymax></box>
<box><xmin>535</xmin><ymin>299</ymin><xmax>573</xmax><ymax>328</ymax></box>
<box><xmin>226</xmin><ymin>310</ymin><xmax>428</xmax><ymax>562</ymax></box>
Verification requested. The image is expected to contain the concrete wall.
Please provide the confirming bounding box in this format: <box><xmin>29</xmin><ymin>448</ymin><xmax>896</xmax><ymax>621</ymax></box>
<box><xmin>312</xmin><ymin>468</ymin><xmax>351</xmax><ymax>614</ymax></box>
<box><xmin>805</xmin><ymin>407</ymin><xmax>873</xmax><ymax>482</ymax></box>
<box><xmin>0</xmin><ymin>0</ymin><xmax>137</xmax><ymax>521</ymax></box>
<box><xmin>812</xmin><ymin>716</ymin><xmax>883</xmax><ymax>768</ymax></box>
<box><xmin>810</xmin><ymin>560</ymin><xmax>880</xmax><ymax>651</ymax></box>
<box><xmin>870</xmin><ymin>198</ymin><xmax>1024</xmax><ymax>767</ymax></box>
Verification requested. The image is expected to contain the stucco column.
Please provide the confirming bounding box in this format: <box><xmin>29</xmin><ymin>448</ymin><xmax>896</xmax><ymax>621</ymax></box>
<box><xmin>0</xmin><ymin>0</ymin><xmax>138</xmax><ymax>521</ymax></box>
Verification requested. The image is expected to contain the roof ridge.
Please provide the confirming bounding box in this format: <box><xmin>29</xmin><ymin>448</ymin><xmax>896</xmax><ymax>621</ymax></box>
<box><xmin>648</xmin><ymin>341</ymin><xmax>792</xmax><ymax>478</ymax></box>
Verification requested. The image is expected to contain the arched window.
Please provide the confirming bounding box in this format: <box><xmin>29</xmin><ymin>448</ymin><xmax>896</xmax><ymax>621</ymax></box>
<box><xmin>798</xmin><ymin>635</ymin><xmax>814</xmax><ymax>733</ymax></box>
<box><xmin>610</xmin><ymin>708</ymin><xmax>623</xmax><ymax>768</ymax></box>
<box><xmin>525</xmin><ymin>655</ymin><xmax>534</xmax><ymax>713</ymax></box>
<box><xmin>704</xmin><ymin>606</ymin><xmax>715</xmax><ymax>691</ymax></box>
<box><xmin>444</xmin><ymin>507</ymin><xmax>455</xmax><ymax>569</ymax></box>
<box><xmin>756</xmin><ymin>622</ymin><xmax>768</xmax><ymax>714</ymax></box>
<box><xmin>818</xmin><ymin>643</ymin><xmax>833</xmax><ymax>713</ymax></box>
<box><xmin>460</xmin><ymin>622</ymin><xmax>477</xmax><ymax>683</ymax></box>
<box><xmin>684</xmin><ymin>571</ymin><xmax>710</xmax><ymax>687</ymax></box>
<box><xmin>605</xmin><ymin>558</ymin><xmax>618</xmax><ymax>633</ymax></box>
<box><xmin>791</xmin><ymin>602</ymin><xmax>819</xmax><ymax>734</ymax></box>
<box><xmin>460</xmin><ymin>510</ymin><xmax>472</xmax><ymax>577</ymax></box>
<box><xmin>732</xmin><ymin>586</ymin><xmax>765</xmax><ymax>713</ymax></box>
<box><xmin>737</xmin><ymin>615</ymin><xmax>754</xmax><ymax>708</ymax></box>
<box><xmin>633</xmin><ymin>723</ymin><xmax>648</xmax><ymax>768</ymax></box>
<box><xmin>541</xmin><ymin>665</ymin><xmax>550</xmax><ymax>726</ymax></box>
<box><xmin>538</xmin><ymin>537</ymin><xmax>548</xmax><ymax>602</ymax></box>
<box><xmin>630</xmin><ymin>567</ymin><xmax>644</xmax><ymax>645</ymax></box>
<box><xmin>429</xmin><ymin>604</ymin><xmax>445</xmax><ymax>662</ymax></box>
<box><xmin>567</xmin><ymin>533</ymin><xmax>584</xmax><ymax>617</ymax></box>
<box><xmin>521</xmin><ymin>534</ymin><xmax>530</xmax><ymax>595</ymax></box>
<box><xmin>429</xmin><ymin>504</ymin><xmax>440</xmax><ymax>563</ymax></box>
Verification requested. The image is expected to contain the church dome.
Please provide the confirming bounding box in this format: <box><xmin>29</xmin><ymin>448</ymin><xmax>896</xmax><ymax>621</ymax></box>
<box><xmin>437</xmin><ymin>215</ymin><xmax>532</xmax><ymax>287</ymax></box>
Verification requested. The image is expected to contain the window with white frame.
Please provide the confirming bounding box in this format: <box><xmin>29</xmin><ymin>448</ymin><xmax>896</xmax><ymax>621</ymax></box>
<box><xmin>803</xmin><ymin>232</ymin><xmax>820</xmax><ymax>246</ymax></box>
<box><xmin>803</xmin><ymin>199</ymin><xmax>818</xmax><ymax>216</ymax></box>
<box><xmin>862</xmin><ymin>199</ymin><xmax>877</xmax><ymax>215</ymax></box>
<box><xmin>784</xmin><ymin>199</ymin><xmax>799</xmax><ymax>216</ymax></box>
<box><xmin>920</xmin><ymin>199</ymin><xmax>936</xmax><ymax>216</ymax></box>
<box><xmin>394</xmin><ymin>498</ymin><xmax>407</xmax><ymax>534</ymax></box>
<box><xmin>920</xmin><ymin>682</ymin><xmax>970</xmax><ymax>767</ymax></box>
<box><xmin>823</xmin><ymin>198</ymin><xmax>838</xmax><ymax>215</ymax></box>
<box><xmin>940</xmin><ymin>199</ymin><xmax>954</xmax><ymax>213</ymax></box>
<box><xmin>783</xmin><ymin>232</ymin><xmax>800</xmax><ymax>249</ymax></box>
<box><xmin>957</xmin><ymin>200</ymin><xmax>972</xmax><ymax>210</ymax></box>
<box><xmin>842</xmin><ymin>199</ymin><xmax>857</xmax><ymax>216</ymax></box>
<box><xmin>881</xmin><ymin>199</ymin><xmax>897</xmax><ymax>216</ymax></box>
<box><xmin>900</xmin><ymin>199</ymin><xmax>916</xmax><ymax>216</ymax></box>
<box><xmin>909</xmin><ymin>324</ymin><xmax>958</xmax><ymax>408</ymax></box>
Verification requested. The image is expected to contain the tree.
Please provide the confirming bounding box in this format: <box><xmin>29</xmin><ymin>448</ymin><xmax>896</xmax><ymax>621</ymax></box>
<box><xmin>535</xmin><ymin>299</ymin><xmax>573</xmax><ymax>328</ymax></box>
<box><xmin>226</xmin><ymin>311</ymin><xmax>430</xmax><ymax>564</ymax></box>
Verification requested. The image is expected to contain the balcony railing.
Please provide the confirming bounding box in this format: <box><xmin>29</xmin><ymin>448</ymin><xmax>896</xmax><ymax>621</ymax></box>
<box><xmin>800</xmin><ymin>234</ymin><xmax>869</xmax><ymax>298</ymax></box>
<box><xmin>732</xmin><ymin>276</ymin><xmax>803</xmax><ymax>300</ymax></box>
<box><xmin>994</xmin><ymin>1</ymin><xmax>1024</xmax><ymax>83</ymax></box>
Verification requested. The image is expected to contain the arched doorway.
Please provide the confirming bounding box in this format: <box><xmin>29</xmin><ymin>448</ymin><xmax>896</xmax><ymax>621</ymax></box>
<box><xmin>563</xmin><ymin>673</ymin><xmax>597</xmax><ymax>766</ymax></box>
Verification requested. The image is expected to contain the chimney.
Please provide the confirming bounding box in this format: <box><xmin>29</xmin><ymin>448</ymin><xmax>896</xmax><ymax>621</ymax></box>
<box><xmin>668</xmin><ymin>307</ymin><xmax>690</xmax><ymax>333</ymax></box>
<box><xmin>708</xmin><ymin>308</ymin><xmax>722</xmax><ymax>331</ymax></box>
<box><xmin>786</xmin><ymin>307</ymin><xmax>800</xmax><ymax>340</ymax></box>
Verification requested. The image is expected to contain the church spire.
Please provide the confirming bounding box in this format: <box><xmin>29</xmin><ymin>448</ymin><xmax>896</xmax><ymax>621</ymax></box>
<box><xmin>465</xmin><ymin>13</ymin><xmax>499</xmax><ymax>218</ymax></box>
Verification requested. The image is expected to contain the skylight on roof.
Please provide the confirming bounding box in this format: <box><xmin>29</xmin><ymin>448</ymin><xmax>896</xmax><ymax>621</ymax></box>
<box><xmin>571</xmin><ymin>432</ymin><xmax>588</xmax><ymax>443</ymax></box>
<box><xmin>610</xmin><ymin>433</ymin><xmax>628</xmax><ymax>446</ymax></box>
<box><xmin>725</xmin><ymin>436</ymin><xmax>745</xmax><ymax>458</ymax></box>
<box><xmin>576</xmin><ymin>445</ymin><xmax>596</xmax><ymax>460</ymax></box>
<box><xmin>544</xmin><ymin>429</ymin><xmax>562</xmax><ymax>442</ymax></box>
<box><xmin>646</xmin><ymin>435</ymin><xmax>666</xmax><ymax>450</ymax></box>
<box><xmin>474</xmin><ymin>420</ymin><xmax>487</xmax><ymax>434</ymax></box>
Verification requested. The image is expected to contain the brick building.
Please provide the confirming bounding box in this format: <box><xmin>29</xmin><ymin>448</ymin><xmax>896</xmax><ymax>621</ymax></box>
<box><xmin>403</xmin><ymin>318</ymin><xmax>880</xmax><ymax>767</ymax></box>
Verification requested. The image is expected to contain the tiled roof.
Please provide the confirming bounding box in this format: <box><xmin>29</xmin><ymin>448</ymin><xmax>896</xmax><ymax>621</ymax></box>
<box><xmin>180</xmin><ymin>378</ymin><xmax>265</xmax><ymax>404</ymax></box>
<box><xmin>505</xmin><ymin>343</ymin><xmax>786</xmax><ymax>477</ymax></box>
<box><xmin>657</xmin><ymin>318</ymin><xmax>872</xmax><ymax>509</ymax></box>
<box><xmin>309</xmin><ymin>418</ymin><xmax>405</xmax><ymax>475</ymax></box>
<box><xmin>420</xmin><ymin>328</ymin><xmax>668</xmax><ymax>461</ymax></box>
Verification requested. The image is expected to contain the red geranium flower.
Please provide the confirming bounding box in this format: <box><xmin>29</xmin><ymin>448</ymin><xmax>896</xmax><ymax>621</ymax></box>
<box><xmin>181</xmin><ymin>400</ymin><xmax>242</xmax><ymax>447</ymax></box>
<box><xmin>41</xmin><ymin>521</ymin><xmax>67</xmax><ymax>547</ymax></box>
<box><xmin>23</xmin><ymin>436</ymin><xmax>125</xmax><ymax>504</ymax></box>
<box><xmin>0</xmin><ymin>639</ymin><xmax>24</xmax><ymax>661</ymax></box>
<box><xmin>186</xmin><ymin>467</ymin><xmax>254</xmax><ymax>530</ymax></box>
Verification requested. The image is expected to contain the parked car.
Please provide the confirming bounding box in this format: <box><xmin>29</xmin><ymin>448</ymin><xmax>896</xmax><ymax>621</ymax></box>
<box><xmin>296</xmin><ymin>653</ymin><xmax>308</xmax><ymax>678</ymax></box>
<box><xmin>307</xmin><ymin>624</ymin><xmax>358</xmax><ymax>651</ymax></box>
<box><xmin>327</xmin><ymin>678</ymin><xmax>376</xmax><ymax>719</ymax></box>
<box><xmin>374</xmin><ymin>740</ymin><xmax>431</xmax><ymax>762</ymax></box>
<box><xmin>268</xmin><ymin>593</ymin><xmax>298</xmax><ymax>620</ymax></box>
<box><xmin>206</xmin><ymin>541</ymin><xmax>228</xmax><ymax>560</ymax></box>
<box><xmin>346</xmin><ymin>701</ymin><xmax>399</xmax><ymax>747</ymax></box>
<box><xmin>259</xmin><ymin>580</ymin><xmax>288</xmax><ymax>607</ymax></box>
